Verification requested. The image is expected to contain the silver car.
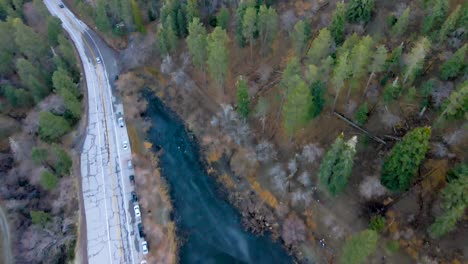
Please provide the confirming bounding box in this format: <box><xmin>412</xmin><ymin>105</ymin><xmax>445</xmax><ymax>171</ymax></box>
<box><xmin>118</xmin><ymin>117</ymin><xmax>124</xmax><ymax>127</ymax></box>
<box><xmin>123</xmin><ymin>141</ymin><xmax>128</xmax><ymax>150</ymax></box>
<box><xmin>134</xmin><ymin>204</ymin><xmax>141</xmax><ymax>218</ymax></box>
<box><xmin>142</xmin><ymin>241</ymin><xmax>148</xmax><ymax>255</ymax></box>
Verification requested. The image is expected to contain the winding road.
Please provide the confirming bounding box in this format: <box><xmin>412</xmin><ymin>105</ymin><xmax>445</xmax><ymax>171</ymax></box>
<box><xmin>43</xmin><ymin>1</ymin><xmax>142</xmax><ymax>263</ymax></box>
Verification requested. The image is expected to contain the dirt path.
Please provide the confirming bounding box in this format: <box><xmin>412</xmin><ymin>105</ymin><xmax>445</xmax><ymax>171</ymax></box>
<box><xmin>0</xmin><ymin>207</ymin><xmax>13</xmax><ymax>264</ymax></box>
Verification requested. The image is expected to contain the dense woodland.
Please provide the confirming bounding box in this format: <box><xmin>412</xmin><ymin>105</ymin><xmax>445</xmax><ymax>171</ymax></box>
<box><xmin>72</xmin><ymin>0</ymin><xmax>466</xmax><ymax>263</ymax></box>
<box><xmin>0</xmin><ymin>0</ymin><xmax>82</xmax><ymax>262</ymax></box>
<box><xmin>0</xmin><ymin>0</ymin><xmax>466</xmax><ymax>263</ymax></box>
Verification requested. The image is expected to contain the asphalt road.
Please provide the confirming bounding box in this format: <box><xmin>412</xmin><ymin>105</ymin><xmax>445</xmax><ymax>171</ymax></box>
<box><xmin>43</xmin><ymin>1</ymin><xmax>144</xmax><ymax>263</ymax></box>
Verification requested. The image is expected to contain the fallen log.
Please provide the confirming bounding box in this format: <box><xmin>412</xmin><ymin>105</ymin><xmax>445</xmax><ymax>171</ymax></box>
<box><xmin>333</xmin><ymin>111</ymin><xmax>386</xmax><ymax>145</ymax></box>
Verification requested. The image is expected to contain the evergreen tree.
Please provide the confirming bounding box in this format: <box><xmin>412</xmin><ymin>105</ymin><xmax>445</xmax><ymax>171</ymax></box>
<box><xmin>403</xmin><ymin>37</ymin><xmax>431</xmax><ymax>85</ymax></box>
<box><xmin>236</xmin><ymin>77</ymin><xmax>250</xmax><ymax>120</ymax></box>
<box><xmin>307</xmin><ymin>28</ymin><xmax>333</xmax><ymax>64</ymax></box>
<box><xmin>291</xmin><ymin>19</ymin><xmax>310</xmax><ymax>56</ymax></box>
<box><xmin>157</xmin><ymin>16</ymin><xmax>178</xmax><ymax>55</ymax></box>
<box><xmin>439</xmin><ymin>81</ymin><xmax>467</xmax><ymax>120</ymax></box>
<box><xmin>13</xmin><ymin>18</ymin><xmax>47</xmax><ymax>61</ymax></box>
<box><xmin>381</xmin><ymin>127</ymin><xmax>431</xmax><ymax>192</ymax></box>
<box><xmin>52</xmin><ymin>68</ymin><xmax>79</xmax><ymax>97</ymax></box>
<box><xmin>186</xmin><ymin>17</ymin><xmax>207</xmax><ymax>72</ymax></box>
<box><xmin>185</xmin><ymin>0</ymin><xmax>199</xmax><ymax>24</ymax></box>
<box><xmin>329</xmin><ymin>2</ymin><xmax>346</xmax><ymax>44</ymax></box>
<box><xmin>428</xmin><ymin>163</ymin><xmax>467</xmax><ymax>238</ymax></box>
<box><xmin>1</xmin><ymin>85</ymin><xmax>33</xmax><ymax>107</ymax></box>
<box><xmin>0</xmin><ymin>21</ymin><xmax>16</xmax><ymax>75</ymax></box>
<box><xmin>310</xmin><ymin>80</ymin><xmax>325</xmax><ymax>117</ymax></box>
<box><xmin>38</xmin><ymin>111</ymin><xmax>71</xmax><ymax>142</ymax></box>
<box><xmin>439</xmin><ymin>44</ymin><xmax>467</xmax><ymax>81</ymax></box>
<box><xmin>235</xmin><ymin>1</ymin><xmax>252</xmax><ymax>47</ymax></box>
<box><xmin>332</xmin><ymin>50</ymin><xmax>351</xmax><ymax>109</ymax></box>
<box><xmin>207</xmin><ymin>27</ymin><xmax>229</xmax><ymax>90</ymax></box>
<box><xmin>16</xmin><ymin>58</ymin><xmax>49</xmax><ymax>103</ymax></box>
<box><xmin>340</xmin><ymin>229</ymin><xmax>379</xmax><ymax>264</ymax></box>
<box><xmin>40</xmin><ymin>170</ymin><xmax>58</xmax><ymax>190</ymax></box>
<box><xmin>386</xmin><ymin>43</ymin><xmax>403</xmax><ymax>75</ymax></box>
<box><xmin>46</xmin><ymin>16</ymin><xmax>62</xmax><ymax>46</ymax></box>
<box><xmin>95</xmin><ymin>0</ymin><xmax>111</xmax><ymax>33</ymax></box>
<box><xmin>282</xmin><ymin>76</ymin><xmax>312</xmax><ymax>136</ymax></box>
<box><xmin>438</xmin><ymin>4</ymin><xmax>462</xmax><ymax>43</ymax></box>
<box><xmin>422</xmin><ymin>0</ymin><xmax>448</xmax><ymax>35</ymax></box>
<box><xmin>391</xmin><ymin>7</ymin><xmax>410</xmax><ymax>37</ymax></box>
<box><xmin>354</xmin><ymin>102</ymin><xmax>368</xmax><ymax>125</ymax></box>
<box><xmin>346</xmin><ymin>0</ymin><xmax>375</xmax><ymax>24</ymax></box>
<box><xmin>217</xmin><ymin>7</ymin><xmax>229</xmax><ymax>30</ymax></box>
<box><xmin>257</xmin><ymin>4</ymin><xmax>278</xmax><ymax>55</ymax></box>
<box><xmin>242</xmin><ymin>6</ymin><xmax>257</xmax><ymax>60</ymax></box>
<box><xmin>280</xmin><ymin>57</ymin><xmax>301</xmax><ymax>89</ymax></box>
<box><xmin>348</xmin><ymin>36</ymin><xmax>373</xmax><ymax>96</ymax></box>
<box><xmin>131</xmin><ymin>0</ymin><xmax>145</xmax><ymax>33</ymax></box>
<box><xmin>364</xmin><ymin>44</ymin><xmax>387</xmax><ymax>93</ymax></box>
<box><xmin>318</xmin><ymin>134</ymin><xmax>357</xmax><ymax>196</ymax></box>
<box><xmin>51</xmin><ymin>144</ymin><xmax>72</xmax><ymax>176</ymax></box>
<box><xmin>176</xmin><ymin>7</ymin><xmax>187</xmax><ymax>37</ymax></box>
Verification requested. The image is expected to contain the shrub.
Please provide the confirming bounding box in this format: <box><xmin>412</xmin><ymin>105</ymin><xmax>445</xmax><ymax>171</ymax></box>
<box><xmin>369</xmin><ymin>215</ymin><xmax>386</xmax><ymax>233</ymax></box>
<box><xmin>30</xmin><ymin>210</ymin><xmax>51</xmax><ymax>228</ymax></box>
<box><xmin>340</xmin><ymin>229</ymin><xmax>379</xmax><ymax>264</ymax></box>
<box><xmin>40</xmin><ymin>170</ymin><xmax>58</xmax><ymax>190</ymax></box>
<box><xmin>354</xmin><ymin>103</ymin><xmax>369</xmax><ymax>125</ymax></box>
<box><xmin>386</xmin><ymin>240</ymin><xmax>399</xmax><ymax>254</ymax></box>
<box><xmin>381</xmin><ymin>127</ymin><xmax>431</xmax><ymax>192</ymax></box>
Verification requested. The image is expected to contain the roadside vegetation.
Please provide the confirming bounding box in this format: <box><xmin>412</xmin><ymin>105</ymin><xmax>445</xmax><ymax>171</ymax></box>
<box><xmin>64</xmin><ymin>0</ymin><xmax>466</xmax><ymax>263</ymax></box>
<box><xmin>0</xmin><ymin>0</ymin><xmax>82</xmax><ymax>262</ymax></box>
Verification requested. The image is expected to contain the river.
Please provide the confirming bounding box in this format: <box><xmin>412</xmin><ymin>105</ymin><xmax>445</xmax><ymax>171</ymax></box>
<box><xmin>145</xmin><ymin>93</ymin><xmax>292</xmax><ymax>264</ymax></box>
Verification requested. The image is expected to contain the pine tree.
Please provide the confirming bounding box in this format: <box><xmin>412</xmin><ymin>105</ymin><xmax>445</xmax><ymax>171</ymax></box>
<box><xmin>318</xmin><ymin>134</ymin><xmax>357</xmax><ymax>196</ymax></box>
<box><xmin>0</xmin><ymin>21</ymin><xmax>16</xmax><ymax>75</ymax></box>
<box><xmin>310</xmin><ymin>80</ymin><xmax>325</xmax><ymax>118</ymax></box>
<box><xmin>403</xmin><ymin>37</ymin><xmax>431</xmax><ymax>85</ymax></box>
<box><xmin>307</xmin><ymin>28</ymin><xmax>333</xmax><ymax>64</ymax></box>
<box><xmin>257</xmin><ymin>4</ymin><xmax>278</xmax><ymax>55</ymax></box>
<box><xmin>185</xmin><ymin>0</ymin><xmax>199</xmax><ymax>24</ymax></box>
<box><xmin>216</xmin><ymin>7</ymin><xmax>229</xmax><ymax>30</ymax></box>
<box><xmin>157</xmin><ymin>15</ymin><xmax>178</xmax><ymax>55</ymax></box>
<box><xmin>438</xmin><ymin>5</ymin><xmax>462</xmax><ymax>43</ymax></box>
<box><xmin>348</xmin><ymin>36</ymin><xmax>373</xmax><ymax>96</ymax></box>
<box><xmin>422</xmin><ymin>0</ymin><xmax>448</xmax><ymax>35</ymax></box>
<box><xmin>234</xmin><ymin>1</ymin><xmax>248</xmax><ymax>47</ymax></box>
<box><xmin>12</xmin><ymin>18</ymin><xmax>47</xmax><ymax>62</ymax></box>
<box><xmin>439</xmin><ymin>81</ymin><xmax>467</xmax><ymax>120</ymax></box>
<box><xmin>242</xmin><ymin>6</ymin><xmax>257</xmax><ymax>60</ymax></box>
<box><xmin>391</xmin><ymin>7</ymin><xmax>410</xmax><ymax>37</ymax></box>
<box><xmin>280</xmin><ymin>57</ymin><xmax>301</xmax><ymax>89</ymax></box>
<box><xmin>282</xmin><ymin>76</ymin><xmax>312</xmax><ymax>136</ymax></box>
<box><xmin>186</xmin><ymin>18</ymin><xmax>207</xmax><ymax>72</ymax></box>
<box><xmin>329</xmin><ymin>2</ymin><xmax>346</xmax><ymax>44</ymax></box>
<box><xmin>46</xmin><ymin>16</ymin><xmax>62</xmax><ymax>46</ymax></box>
<box><xmin>131</xmin><ymin>0</ymin><xmax>145</xmax><ymax>33</ymax></box>
<box><xmin>38</xmin><ymin>111</ymin><xmax>71</xmax><ymax>142</ymax></box>
<box><xmin>291</xmin><ymin>19</ymin><xmax>310</xmax><ymax>56</ymax></box>
<box><xmin>347</xmin><ymin>0</ymin><xmax>375</xmax><ymax>24</ymax></box>
<box><xmin>332</xmin><ymin>50</ymin><xmax>351</xmax><ymax>109</ymax></box>
<box><xmin>428</xmin><ymin>205</ymin><xmax>465</xmax><ymax>239</ymax></box>
<box><xmin>207</xmin><ymin>27</ymin><xmax>229</xmax><ymax>91</ymax></box>
<box><xmin>439</xmin><ymin>44</ymin><xmax>467</xmax><ymax>81</ymax></box>
<box><xmin>16</xmin><ymin>58</ymin><xmax>49</xmax><ymax>103</ymax></box>
<box><xmin>381</xmin><ymin>127</ymin><xmax>431</xmax><ymax>192</ymax></box>
<box><xmin>236</xmin><ymin>77</ymin><xmax>250</xmax><ymax>120</ymax></box>
<box><xmin>95</xmin><ymin>0</ymin><xmax>111</xmax><ymax>33</ymax></box>
<box><xmin>52</xmin><ymin>68</ymin><xmax>79</xmax><ymax>97</ymax></box>
<box><xmin>364</xmin><ymin>44</ymin><xmax>387</xmax><ymax>93</ymax></box>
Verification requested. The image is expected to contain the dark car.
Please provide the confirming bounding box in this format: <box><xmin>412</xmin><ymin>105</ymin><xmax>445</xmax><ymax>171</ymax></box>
<box><xmin>138</xmin><ymin>223</ymin><xmax>145</xmax><ymax>238</ymax></box>
<box><xmin>59</xmin><ymin>3</ymin><xmax>64</xmax><ymax>8</ymax></box>
<box><xmin>129</xmin><ymin>175</ymin><xmax>135</xmax><ymax>185</ymax></box>
<box><xmin>131</xmin><ymin>191</ymin><xmax>138</xmax><ymax>203</ymax></box>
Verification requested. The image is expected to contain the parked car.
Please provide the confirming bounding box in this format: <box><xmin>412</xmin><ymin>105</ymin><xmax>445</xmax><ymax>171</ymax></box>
<box><xmin>141</xmin><ymin>261</ymin><xmax>147</xmax><ymax>264</ymax></box>
<box><xmin>96</xmin><ymin>57</ymin><xmax>101</xmax><ymax>64</ymax></box>
<box><xmin>129</xmin><ymin>175</ymin><xmax>135</xmax><ymax>185</ymax></box>
<box><xmin>118</xmin><ymin>117</ymin><xmax>124</xmax><ymax>127</ymax></box>
<box><xmin>123</xmin><ymin>141</ymin><xmax>128</xmax><ymax>150</ymax></box>
<box><xmin>127</xmin><ymin>160</ymin><xmax>132</xmax><ymax>169</ymax></box>
<box><xmin>131</xmin><ymin>191</ymin><xmax>138</xmax><ymax>203</ymax></box>
<box><xmin>133</xmin><ymin>204</ymin><xmax>141</xmax><ymax>218</ymax></box>
<box><xmin>137</xmin><ymin>223</ymin><xmax>144</xmax><ymax>238</ymax></box>
<box><xmin>141</xmin><ymin>241</ymin><xmax>149</xmax><ymax>255</ymax></box>
<box><xmin>59</xmin><ymin>3</ymin><xmax>64</xmax><ymax>8</ymax></box>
